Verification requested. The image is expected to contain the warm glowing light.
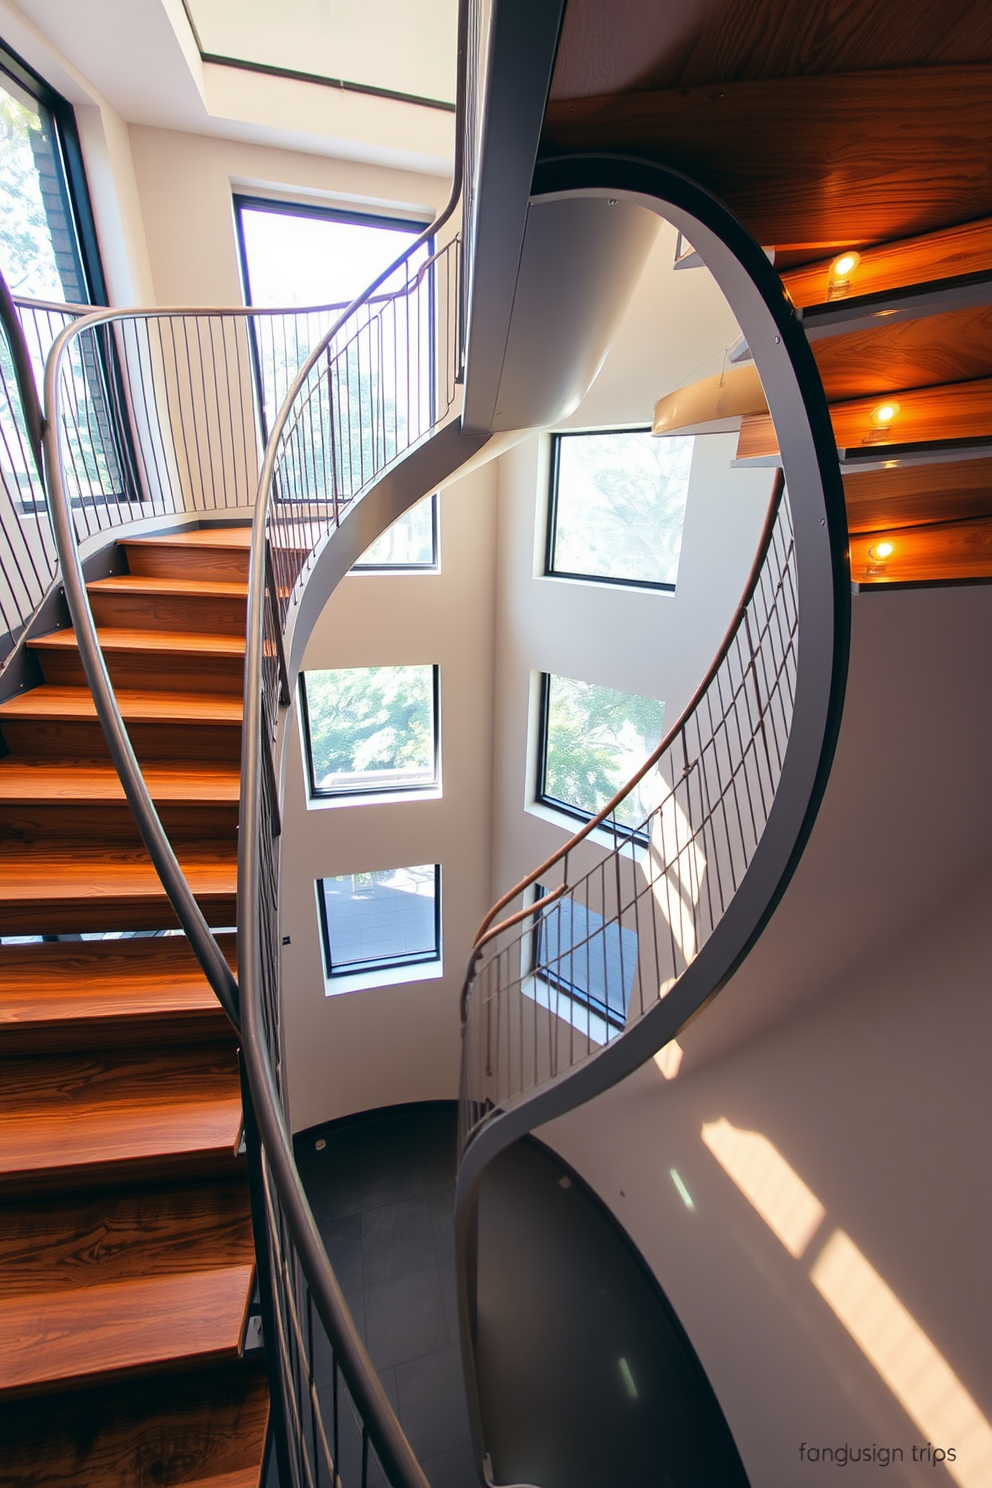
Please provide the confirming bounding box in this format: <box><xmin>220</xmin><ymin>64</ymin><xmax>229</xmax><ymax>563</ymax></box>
<box><xmin>831</xmin><ymin>251</ymin><xmax>860</xmax><ymax>280</ymax></box>
<box><xmin>701</xmin><ymin>1118</ymin><xmax>825</xmax><ymax>1258</ymax></box>
<box><xmin>654</xmin><ymin>1039</ymin><xmax>683</xmax><ymax>1079</ymax></box>
<box><xmin>811</xmin><ymin>1231</ymin><xmax>992</xmax><ymax>1488</ymax></box>
<box><xmin>869</xmin><ymin>540</ymin><xmax>895</xmax><ymax>561</ymax></box>
<box><xmin>870</xmin><ymin>400</ymin><xmax>901</xmax><ymax>429</ymax></box>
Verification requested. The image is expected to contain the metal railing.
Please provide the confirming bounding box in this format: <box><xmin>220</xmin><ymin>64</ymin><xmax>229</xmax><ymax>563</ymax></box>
<box><xmin>459</xmin><ymin>475</ymin><xmax>795</xmax><ymax>1147</ymax></box>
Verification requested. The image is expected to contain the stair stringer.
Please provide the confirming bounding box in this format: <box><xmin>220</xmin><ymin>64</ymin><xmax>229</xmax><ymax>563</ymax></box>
<box><xmin>453</xmin><ymin>155</ymin><xmax>852</xmax><ymax>1487</ymax></box>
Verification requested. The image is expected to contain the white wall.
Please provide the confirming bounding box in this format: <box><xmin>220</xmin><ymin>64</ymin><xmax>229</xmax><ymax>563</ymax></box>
<box><xmin>281</xmin><ymin>465</ymin><xmax>498</xmax><ymax>1133</ymax></box>
<box><xmin>537</xmin><ymin>584</ymin><xmax>992</xmax><ymax>1488</ymax></box>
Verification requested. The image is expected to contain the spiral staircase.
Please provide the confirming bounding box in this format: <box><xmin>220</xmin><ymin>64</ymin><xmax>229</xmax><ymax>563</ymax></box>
<box><xmin>2</xmin><ymin>1</ymin><xmax>991</xmax><ymax>1485</ymax></box>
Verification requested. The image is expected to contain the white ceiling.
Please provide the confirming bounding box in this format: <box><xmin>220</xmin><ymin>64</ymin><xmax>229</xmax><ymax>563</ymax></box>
<box><xmin>186</xmin><ymin>0</ymin><xmax>457</xmax><ymax>104</ymax></box>
<box><xmin>2</xmin><ymin>0</ymin><xmax>454</xmax><ymax>175</ymax></box>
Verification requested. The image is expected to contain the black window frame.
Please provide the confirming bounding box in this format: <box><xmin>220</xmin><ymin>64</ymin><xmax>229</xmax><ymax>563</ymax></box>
<box><xmin>232</xmin><ymin>194</ymin><xmax>434</xmax><ymax>449</ymax></box>
<box><xmin>318</xmin><ymin>863</ymin><xmax>442</xmax><ymax>979</ymax></box>
<box><xmin>0</xmin><ymin>38</ymin><xmax>107</xmax><ymax>305</ymax></box>
<box><xmin>300</xmin><ymin>663</ymin><xmax>441</xmax><ymax>801</ymax></box>
<box><xmin>532</xmin><ymin>883</ymin><xmax>633</xmax><ymax>1032</ymax></box>
<box><xmin>535</xmin><ymin>672</ymin><xmax>655</xmax><ymax>848</ymax></box>
<box><xmin>545</xmin><ymin>428</ymin><xmax>689</xmax><ymax>593</ymax></box>
<box><xmin>351</xmin><ymin>491</ymin><xmax>439</xmax><ymax>572</ymax></box>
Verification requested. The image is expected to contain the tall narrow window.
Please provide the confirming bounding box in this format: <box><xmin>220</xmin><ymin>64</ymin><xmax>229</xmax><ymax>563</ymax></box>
<box><xmin>546</xmin><ymin>430</ymin><xmax>693</xmax><ymax>590</ymax></box>
<box><xmin>0</xmin><ymin>43</ymin><xmax>104</xmax><ymax>304</ymax></box>
<box><xmin>301</xmin><ymin>665</ymin><xmax>439</xmax><ymax>798</ymax></box>
<box><xmin>538</xmin><ymin>674</ymin><xmax>665</xmax><ymax>837</ymax></box>
<box><xmin>319</xmin><ymin>864</ymin><xmax>441</xmax><ymax>978</ymax></box>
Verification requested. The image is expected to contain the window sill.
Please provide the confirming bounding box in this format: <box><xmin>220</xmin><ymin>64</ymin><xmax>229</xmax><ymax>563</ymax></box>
<box><xmin>324</xmin><ymin>958</ymin><xmax>443</xmax><ymax>997</ymax></box>
<box><xmin>308</xmin><ymin>785</ymin><xmax>442</xmax><ymax>812</ymax></box>
<box><xmin>521</xmin><ymin>974</ymin><xmax>621</xmax><ymax>1048</ymax></box>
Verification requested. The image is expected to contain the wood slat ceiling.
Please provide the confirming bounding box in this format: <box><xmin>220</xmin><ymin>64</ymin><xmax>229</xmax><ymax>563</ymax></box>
<box><xmin>550</xmin><ymin>0</ymin><xmax>992</xmax><ymax>98</ymax></box>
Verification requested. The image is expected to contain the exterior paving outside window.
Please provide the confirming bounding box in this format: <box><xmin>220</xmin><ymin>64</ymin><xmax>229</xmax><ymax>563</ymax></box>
<box><xmin>533</xmin><ymin>884</ymin><xmax>637</xmax><ymax>1031</ymax></box>
<box><xmin>318</xmin><ymin>865</ymin><xmax>441</xmax><ymax>978</ymax></box>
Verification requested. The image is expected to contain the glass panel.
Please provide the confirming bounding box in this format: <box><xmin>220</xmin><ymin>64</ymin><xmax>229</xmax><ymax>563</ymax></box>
<box><xmin>304</xmin><ymin>665</ymin><xmax>437</xmax><ymax>795</ymax></box>
<box><xmin>237</xmin><ymin>203</ymin><xmax>424</xmax><ymax>310</ymax></box>
<box><xmin>550</xmin><ymin>430</ymin><xmax>693</xmax><ymax>588</ymax></box>
<box><xmin>187</xmin><ymin>0</ymin><xmax>457</xmax><ymax>105</ymax></box>
<box><xmin>321</xmin><ymin>864</ymin><xmax>439</xmax><ymax>975</ymax></box>
<box><xmin>0</xmin><ymin>71</ymin><xmax>86</xmax><ymax>301</ymax></box>
<box><xmin>355</xmin><ymin>493</ymin><xmax>437</xmax><ymax>568</ymax></box>
<box><xmin>534</xmin><ymin>888</ymin><xmax>638</xmax><ymax>1029</ymax></box>
<box><xmin>541</xmin><ymin>674</ymin><xmax>665</xmax><ymax>833</ymax></box>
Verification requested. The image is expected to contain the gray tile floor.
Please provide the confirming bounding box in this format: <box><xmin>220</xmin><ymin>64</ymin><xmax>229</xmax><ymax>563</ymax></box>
<box><xmin>294</xmin><ymin>1104</ymin><xmax>475</xmax><ymax>1488</ymax></box>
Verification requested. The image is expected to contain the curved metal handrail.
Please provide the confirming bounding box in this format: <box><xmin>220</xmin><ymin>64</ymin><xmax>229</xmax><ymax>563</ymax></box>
<box><xmin>453</xmin><ymin>154</ymin><xmax>850</xmax><ymax>1482</ymax></box>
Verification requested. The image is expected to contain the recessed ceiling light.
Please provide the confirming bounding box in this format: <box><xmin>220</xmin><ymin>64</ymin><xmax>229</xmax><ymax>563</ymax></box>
<box><xmin>869</xmin><ymin>401</ymin><xmax>900</xmax><ymax>429</ymax></box>
<box><xmin>868</xmin><ymin>540</ymin><xmax>895</xmax><ymax>561</ymax></box>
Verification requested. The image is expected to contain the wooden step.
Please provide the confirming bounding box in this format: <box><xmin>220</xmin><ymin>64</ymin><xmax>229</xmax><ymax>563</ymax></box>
<box><xmin>0</xmin><ymin>1045</ymin><xmax>243</xmax><ymax>1193</ymax></box>
<box><xmin>122</xmin><ymin>530</ymin><xmax>251</xmax><ymax>584</ymax></box>
<box><xmin>0</xmin><ymin>756</ymin><xmax>241</xmax><ymax>846</ymax></box>
<box><xmin>843</xmin><ymin>455</ymin><xmax>992</xmax><ymax>534</ymax></box>
<box><xmin>0</xmin><ymin>936</ymin><xmax>237</xmax><ymax>1052</ymax></box>
<box><xmin>0</xmin><ymin>1365</ymin><xmax>268</xmax><ymax>1488</ymax></box>
<box><xmin>851</xmin><ymin>516</ymin><xmax>992</xmax><ymax>586</ymax></box>
<box><xmin>0</xmin><ymin>844</ymin><xmax>238</xmax><ymax>934</ymax></box>
<box><xmin>737</xmin><ymin>376</ymin><xmax>992</xmax><ymax>462</ymax></box>
<box><xmin>0</xmin><ymin>1178</ymin><xmax>253</xmax><ymax>1298</ymax></box>
<box><xmin>30</xmin><ymin>628</ymin><xmax>246</xmax><ymax>694</ymax></box>
<box><xmin>87</xmin><ymin>577</ymin><xmax>248</xmax><ymax>637</ymax></box>
<box><xmin>0</xmin><ymin>1264</ymin><xmax>253</xmax><ymax>1396</ymax></box>
<box><xmin>812</xmin><ymin>304</ymin><xmax>992</xmax><ymax>403</ymax></box>
<box><xmin>782</xmin><ymin>215</ymin><xmax>992</xmax><ymax>311</ymax></box>
<box><xmin>0</xmin><ymin>686</ymin><xmax>242</xmax><ymax>763</ymax></box>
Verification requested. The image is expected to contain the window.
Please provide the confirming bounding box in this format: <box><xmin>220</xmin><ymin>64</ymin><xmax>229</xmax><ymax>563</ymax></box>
<box><xmin>538</xmin><ymin>674</ymin><xmax>665</xmax><ymax>837</ymax></box>
<box><xmin>353</xmin><ymin>492</ymin><xmax>438</xmax><ymax>570</ymax></box>
<box><xmin>319</xmin><ymin>864</ymin><xmax>441</xmax><ymax>978</ymax></box>
<box><xmin>532</xmin><ymin>886</ymin><xmax>637</xmax><ymax>1032</ymax></box>
<box><xmin>301</xmin><ymin>665</ymin><xmax>439</xmax><ymax>798</ymax></box>
<box><xmin>546</xmin><ymin>430</ymin><xmax>693</xmax><ymax>590</ymax></box>
<box><xmin>0</xmin><ymin>41</ymin><xmax>105</xmax><ymax>303</ymax></box>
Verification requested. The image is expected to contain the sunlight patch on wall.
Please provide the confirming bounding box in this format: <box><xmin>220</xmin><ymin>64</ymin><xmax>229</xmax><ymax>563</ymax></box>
<box><xmin>701</xmin><ymin>1117</ymin><xmax>825</xmax><ymax>1258</ymax></box>
<box><xmin>642</xmin><ymin>777</ymin><xmax>706</xmax><ymax>965</ymax></box>
<box><xmin>811</xmin><ymin>1231</ymin><xmax>992</xmax><ymax>1488</ymax></box>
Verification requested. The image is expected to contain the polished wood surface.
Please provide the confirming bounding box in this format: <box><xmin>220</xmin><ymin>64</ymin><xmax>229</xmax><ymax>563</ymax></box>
<box><xmin>123</xmin><ymin>535</ymin><xmax>250</xmax><ymax>583</ymax></box>
<box><xmin>737</xmin><ymin>376</ymin><xmax>992</xmax><ymax>459</ymax></box>
<box><xmin>0</xmin><ymin>1367</ymin><xmax>268</xmax><ymax>1488</ymax></box>
<box><xmin>32</xmin><ymin>627</ymin><xmax>246</xmax><ymax>694</ymax></box>
<box><xmin>550</xmin><ymin>0</ymin><xmax>992</xmax><ymax>99</ymax></box>
<box><xmin>782</xmin><ymin>216</ymin><xmax>992</xmax><ymax>307</ymax></box>
<box><xmin>543</xmin><ymin>67</ymin><xmax>992</xmax><ymax>249</ymax></box>
<box><xmin>850</xmin><ymin>516</ymin><xmax>992</xmax><ymax>584</ymax></box>
<box><xmin>87</xmin><ymin>575</ymin><xmax>248</xmax><ymax>637</ymax></box>
<box><xmin>0</xmin><ymin>936</ymin><xmax>236</xmax><ymax>1051</ymax></box>
<box><xmin>843</xmin><ymin>457</ymin><xmax>992</xmax><ymax>533</ymax></box>
<box><xmin>652</xmin><ymin>363</ymin><xmax>766</xmax><ymax>433</ymax></box>
<box><xmin>0</xmin><ymin>1264</ymin><xmax>253</xmax><ymax>1394</ymax></box>
<box><xmin>811</xmin><ymin>306</ymin><xmax>992</xmax><ymax>402</ymax></box>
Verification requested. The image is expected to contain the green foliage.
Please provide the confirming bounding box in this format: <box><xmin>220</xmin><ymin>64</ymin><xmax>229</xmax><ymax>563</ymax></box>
<box><xmin>553</xmin><ymin>431</ymin><xmax>693</xmax><ymax>586</ymax></box>
<box><xmin>305</xmin><ymin>665</ymin><xmax>435</xmax><ymax>787</ymax></box>
<box><xmin>543</xmin><ymin>676</ymin><xmax>665</xmax><ymax>830</ymax></box>
<box><xmin>0</xmin><ymin>88</ymin><xmax>62</xmax><ymax>298</ymax></box>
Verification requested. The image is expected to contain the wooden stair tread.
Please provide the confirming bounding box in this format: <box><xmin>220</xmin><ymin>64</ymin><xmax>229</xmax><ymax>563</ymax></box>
<box><xmin>0</xmin><ymin>1264</ymin><xmax>253</xmax><ymax>1395</ymax></box>
<box><xmin>30</xmin><ymin>628</ymin><xmax>246</xmax><ymax>658</ymax></box>
<box><xmin>88</xmin><ymin>576</ymin><xmax>248</xmax><ymax>599</ymax></box>
<box><xmin>0</xmin><ymin>686</ymin><xmax>242</xmax><ymax>725</ymax></box>
<box><xmin>0</xmin><ymin>937</ymin><xmax>236</xmax><ymax>1046</ymax></box>
<box><xmin>0</xmin><ymin>1367</ymin><xmax>268</xmax><ymax>1488</ymax></box>
<box><xmin>782</xmin><ymin>215</ymin><xmax>992</xmax><ymax>310</ymax></box>
<box><xmin>0</xmin><ymin>846</ymin><xmax>236</xmax><ymax>897</ymax></box>
<box><xmin>0</xmin><ymin>758</ymin><xmax>241</xmax><ymax>803</ymax></box>
<box><xmin>0</xmin><ymin>1181</ymin><xmax>253</xmax><ymax>1297</ymax></box>
<box><xmin>124</xmin><ymin>528</ymin><xmax>252</xmax><ymax>550</ymax></box>
<box><xmin>851</xmin><ymin>515</ymin><xmax>992</xmax><ymax>584</ymax></box>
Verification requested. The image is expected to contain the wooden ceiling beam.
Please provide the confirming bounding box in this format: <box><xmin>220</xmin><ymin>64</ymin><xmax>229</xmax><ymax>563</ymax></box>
<box><xmin>543</xmin><ymin>66</ymin><xmax>992</xmax><ymax>249</ymax></box>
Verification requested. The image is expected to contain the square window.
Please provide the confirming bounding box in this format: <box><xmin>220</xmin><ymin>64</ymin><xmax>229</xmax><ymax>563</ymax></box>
<box><xmin>538</xmin><ymin>673</ymin><xmax>665</xmax><ymax>838</ymax></box>
<box><xmin>533</xmin><ymin>885</ymin><xmax>637</xmax><ymax>1031</ymax></box>
<box><xmin>301</xmin><ymin>664</ymin><xmax>439</xmax><ymax>798</ymax></box>
<box><xmin>546</xmin><ymin>430</ymin><xmax>693</xmax><ymax>590</ymax></box>
<box><xmin>319</xmin><ymin>865</ymin><xmax>440</xmax><ymax>978</ymax></box>
<box><xmin>353</xmin><ymin>493</ymin><xmax>438</xmax><ymax>570</ymax></box>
